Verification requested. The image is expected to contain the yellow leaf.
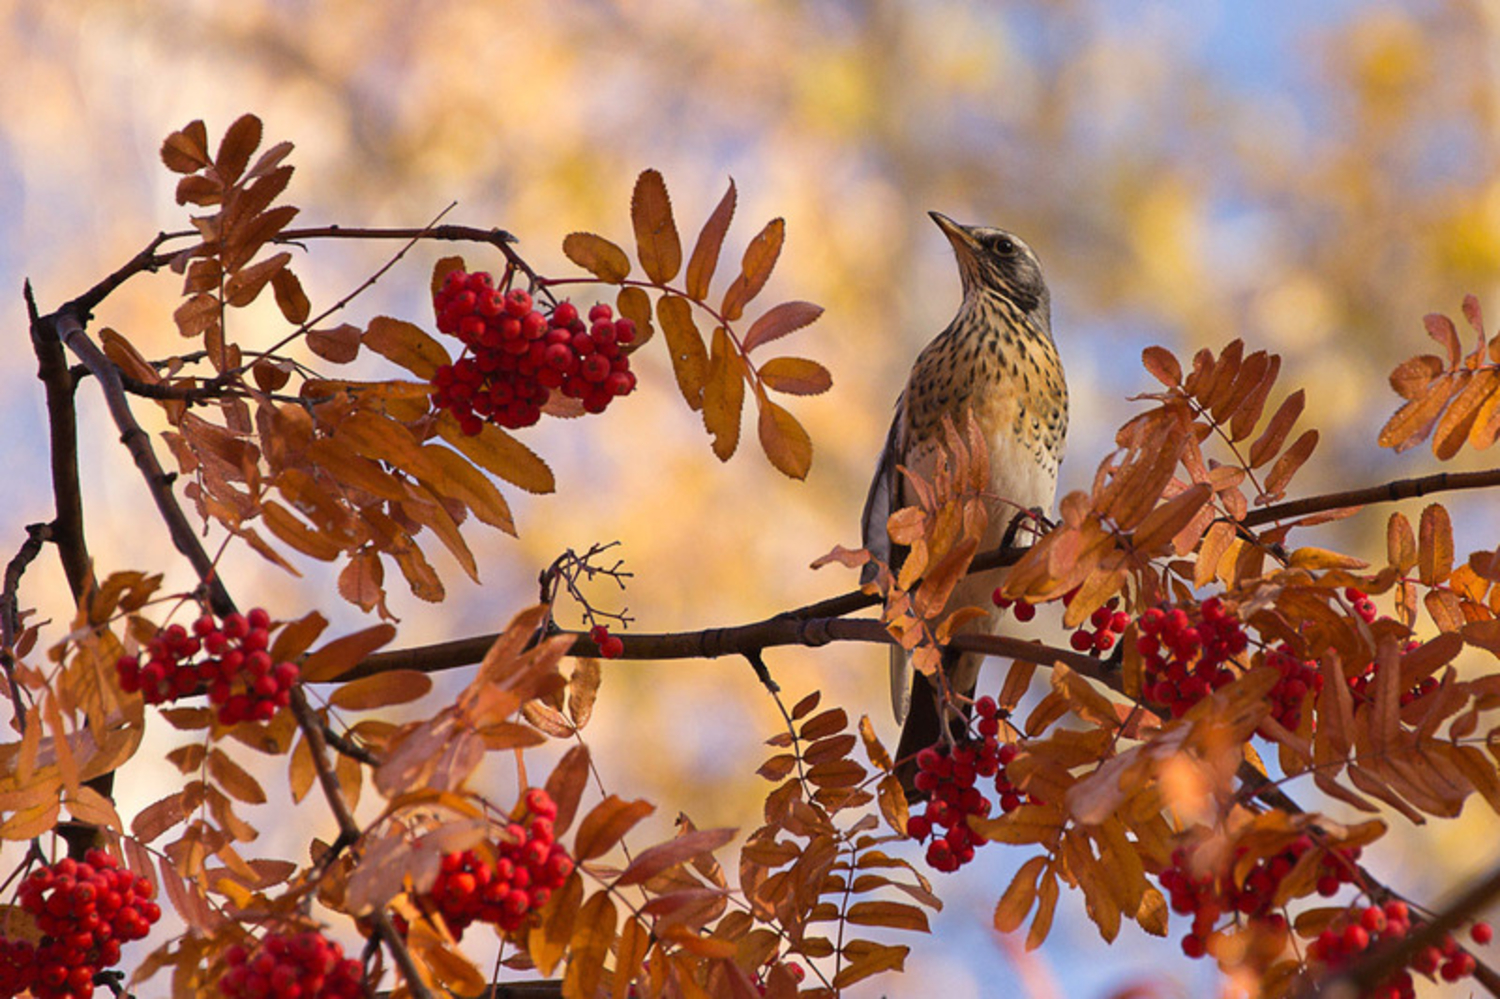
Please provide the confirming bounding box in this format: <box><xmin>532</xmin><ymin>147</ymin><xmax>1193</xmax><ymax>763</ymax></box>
<box><xmin>1288</xmin><ymin>547</ymin><xmax>1370</xmax><ymax>571</ymax></box>
<box><xmin>686</xmin><ymin>180</ymin><xmax>736</xmax><ymax>301</ymax></box>
<box><xmin>756</xmin><ymin>396</ymin><xmax>812</xmax><ymax>479</ymax></box>
<box><xmin>657</xmin><ymin>295</ymin><xmax>709</xmax><ymax>410</ymax></box>
<box><xmin>721</xmin><ymin>218</ymin><xmax>784</xmax><ymax>321</ymax></box>
<box><xmin>1027</xmin><ymin>869</ymin><xmax>1059</xmax><ymax>950</ymax></box>
<box><xmin>362</xmin><ymin>315</ymin><xmax>452</xmax><ymax>379</ymax></box>
<box><xmin>844</xmin><ymin>900</ymin><xmax>930</xmax><ymax>932</ymax></box>
<box><xmin>563</xmin><ymin>232</ymin><xmax>631</xmax><ymax>283</ymax></box>
<box><xmin>564</xmin><ymin>891</ymin><xmax>618</xmax><ymax>999</ymax></box>
<box><xmin>702</xmin><ymin>327</ymin><xmax>744</xmax><ymax>460</ymax></box>
<box><xmin>435</xmin><ymin>413</ymin><xmax>555</xmax><ymax>494</ymax></box>
<box><xmin>328</xmin><ymin>670</ymin><xmax>434</xmax><ymax>711</ymax></box>
<box><xmin>631</xmin><ymin>169</ymin><xmax>681</xmax><ymax>284</ymax></box>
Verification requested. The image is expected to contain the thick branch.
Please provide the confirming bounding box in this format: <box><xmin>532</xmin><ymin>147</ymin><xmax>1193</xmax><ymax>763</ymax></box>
<box><xmin>1241</xmin><ymin>466</ymin><xmax>1500</xmax><ymax>528</ymax></box>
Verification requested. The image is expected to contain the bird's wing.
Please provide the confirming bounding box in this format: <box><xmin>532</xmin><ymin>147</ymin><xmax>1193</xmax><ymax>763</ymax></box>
<box><xmin>861</xmin><ymin>406</ymin><xmax>913</xmax><ymax>723</ymax></box>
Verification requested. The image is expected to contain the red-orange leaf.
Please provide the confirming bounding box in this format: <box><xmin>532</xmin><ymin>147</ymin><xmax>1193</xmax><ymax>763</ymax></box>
<box><xmin>757</xmin><ymin>396</ymin><xmax>812</xmax><ymax>480</ymax></box>
<box><xmin>1259</xmin><ymin>428</ymin><xmax>1318</xmax><ymax>503</ymax></box>
<box><xmin>616</xmin><ymin>827</ymin><xmax>737</xmax><ymax>886</ymax></box>
<box><xmin>328</xmin><ymin>670</ymin><xmax>433</xmax><ymax>711</ymax></box>
<box><xmin>161</xmin><ymin>120</ymin><xmax>211</xmax><ymax>174</ymax></box>
<box><xmin>686</xmin><ymin>180</ymin><xmax>736</xmax><ymax>301</ymax></box>
<box><xmin>301</xmin><ymin>624</ymin><xmax>397</xmax><ymax>684</ymax></box>
<box><xmin>1426</xmin><ymin>312</ymin><xmax>1462</xmax><ymax>368</ymax></box>
<box><xmin>758</xmin><ymin>356</ymin><xmax>832</xmax><ymax>396</ymax></box>
<box><xmin>573</xmin><ymin>795</ymin><xmax>655</xmax><ymax>861</ymax></box>
<box><xmin>215</xmin><ymin>113</ymin><xmax>263</xmax><ymax>186</ymax></box>
<box><xmin>307</xmin><ymin>323</ymin><xmax>363</xmax><ymax>364</ymax></box>
<box><xmin>742</xmin><ymin>301</ymin><xmax>823</xmax><ymax>354</ymax></box>
<box><xmin>721</xmin><ymin>218</ymin><xmax>784</xmax><ymax>322</ymax></box>
<box><xmin>1141</xmin><ymin>346</ymin><xmax>1182</xmax><ymax>387</ymax></box>
<box><xmin>1248</xmin><ymin>389</ymin><xmax>1304</xmax><ymax>468</ymax></box>
<box><xmin>631</xmin><ymin>169</ymin><xmax>681</xmax><ymax>284</ymax></box>
<box><xmin>563</xmin><ymin>232</ymin><xmax>631</xmax><ymax>283</ymax></box>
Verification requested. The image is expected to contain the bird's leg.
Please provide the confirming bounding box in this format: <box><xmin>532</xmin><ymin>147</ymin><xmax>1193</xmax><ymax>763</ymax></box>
<box><xmin>1000</xmin><ymin>505</ymin><xmax>1054</xmax><ymax>550</ymax></box>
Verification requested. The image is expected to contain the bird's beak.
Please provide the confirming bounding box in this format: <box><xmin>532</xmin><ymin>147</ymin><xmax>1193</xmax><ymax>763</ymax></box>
<box><xmin>929</xmin><ymin>211</ymin><xmax>979</xmax><ymax>255</ymax></box>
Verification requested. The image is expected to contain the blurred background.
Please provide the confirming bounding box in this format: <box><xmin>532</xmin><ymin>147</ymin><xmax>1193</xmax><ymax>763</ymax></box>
<box><xmin>4</xmin><ymin>0</ymin><xmax>1500</xmax><ymax>995</ymax></box>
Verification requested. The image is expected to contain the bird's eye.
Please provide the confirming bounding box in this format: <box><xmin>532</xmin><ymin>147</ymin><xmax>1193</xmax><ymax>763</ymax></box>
<box><xmin>991</xmin><ymin>236</ymin><xmax>1016</xmax><ymax>256</ymax></box>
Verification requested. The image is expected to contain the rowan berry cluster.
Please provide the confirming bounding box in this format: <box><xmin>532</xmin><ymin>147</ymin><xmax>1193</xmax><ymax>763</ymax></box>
<box><xmin>589</xmin><ymin>624</ymin><xmax>624</xmax><ymax>659</ymax></box>
<box><xmin>1160</xmin><ymin>835</ymin><xmax>1361</xmax><ymax>963</ymax></box>
<box><xmin>1307</xmin><ymin>900</ymin><xmax>1489</xmax><ymax>998</ymax></box>
<box><xmin>1137</xmin><ymin>598</ymin><xmax>1250</xmax><ymax>719</ymax></box>
<box><xmin>219</xmin><ymin>930</ymin><xmax>363</xmax><ymax>999</ymax></box>
<box><xmin>906</xmin><ymin>697</ymin><xmax>1035</xmax><ymax>872</ymax></box>
<box><xmin>0</xmin><ymin>850</ymin><xmax>161</xmax><ymax>999</ymax></box>
<box><xmin>115</xmin><ymin>608</ymin><xmax>298</xmax><ymax>725</ymax></box>
<box><xmin>413</xmin><ymin>788</ymin><xmax>574</xmax><ymax>938</ymax></box>
<box><xmin>992</xmin><ymin>588</ymin><xmax>1129</xmax><ymax>654</ymax></box>
<box><xmin>430</xmin><ymin>269</ymin><xmax>637</xmax><ymax>434</ymax></box>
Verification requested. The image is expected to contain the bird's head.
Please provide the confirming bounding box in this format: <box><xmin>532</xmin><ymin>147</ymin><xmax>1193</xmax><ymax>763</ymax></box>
<box><xmin>929</xmin><ymin>211</ymin><xmax>1049</xmax><ymax>320</ymax></box>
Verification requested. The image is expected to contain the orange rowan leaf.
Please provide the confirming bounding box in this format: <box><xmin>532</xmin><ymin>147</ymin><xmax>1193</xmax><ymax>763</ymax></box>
<box><xmin>1229</xmin><ymin>352</ymin><xmax>1281</xmax><ymax>442</ymax></box>
<box><xmin>545</xmin><ymin>745</ymin><xmax>591</xmax><ymax>837</ymax></box>
<box><xmin>306</xmin><ymin>323</ymin><xmax>362</xmax><ymax>364</ymax></box>
<box><xmin>363</xmin><ymin>315</ymin><xmax>451</xmax><ymax>380</ymax></box>
<box><xmin>260</xmin><ymin>499</ymin><xmax>344</xmax><ymax>561</ymax></box>
<box><xmin>790</xmin><ymin>690</ymin><xmax>821</xmax><ymax>720</ymax></box>
<box><xmin>1288</xmin><ymin>547</ymin><xmax>1369</xmax><ymax>571</ymax></box>
<box><xmin>214</xmin><ymin>113</ymin><xmax>263</xmax><ymax>186</ymax></box>
<box><xmin>844</xmin><ymin>901</ymin><xmax>929</xmax><ymax>934</ymax></box>
<box><xmin>1215</xmin><ymin>348</ymin><xmax>1272</xmax><ymax>427</ymax></box>
<box><xmin>1141</xmin><ymin>346</ymin><xmax>1181</xmax><ymax>387</ymax></box>
<box><xmin>222</xmin><ymin>204</ymin><xmax>298</xmax><ymax>273</ymax></box>
<box><xmin>303</xmin><ymin>631</ymin><xmax>400</xmax><ymax>694</ymax></box>
<box><xmin>1387</xmin><ymin>512</ymin><xmax>1418</xmax><ymax>572</ymax></box>
<box><xmin>1199</xmin><ymin>338</ymin><xmax>1245</xmax><ymax>417</ymax></box>
<box><xmin>617</xmin><ymin>828</ymin><xmax>736</xmax><ymax>887</ymax></box>
<box><xmin>328</xmin><ymin>670</ymin><xmax>433</xmax><ymax>711</ymax></box>
<box><xmin>1389</xmin><ymin>354</ymin><xmax>1446</xmax><ymax>400</ymax></box>
<box><xmin>1418</xmin><ymin>504</ymin><xmax>1454</xmax><ymax>585</ymax></box>
<box><xmin>757</xmin><ymin>396</ymin><xmax>812</xmax><ymax>480</ymax></box>
<box><xmin>1062</xmin><ymin>829</ymin><xmax>1121</xmax><ymax>942</ymax></box>
<box><xmin>703</xmin><ymin>326</ymin><xmax>745</xmax><ymax>460</ymax></box>
<box><xmin>564</xmin><ymin>891</ymin><xmax>618</xmax><ymax>999</ymax></box>
<box><xmin>721</xmin><ymin>218</ymin><xmax>784</xmax><ymax>322</ymax></box>
<box><xmin>1027</xmin><ymin>869</ymin><xmax>1059</xmax><ymax>950</ymax></box>
<box><xmin>801</xmin><ymin>708</ymin><xmax>848</xmax><ymax>741</ymax></box>
<box><xmin>270</xmin><ymin>262</ymin><xmax>309</xmax><ymax>325</ymax></box>
<box><xmin>64</xmin><ymin>786</ymin><xmax>121</xmax><ymax>831</ymax></box>
<box><xmin>686</xmin><ymin>180</ymin><xmax>737</xmax><ymax>301</ymax></box>
<box><xmin>0</xmin><ymin>799</ymin><xmax>59</xmax><ymax>841</ymax></box>
<box><xmin>1379</xmin><ymin>378</ymin><xmax>1454</xmax><ymax>452</ymax></box>
<box><xmin>337</xmin><ymin>551</ymin><xmax>384</xmax><ymax>613</ymax></box>
<box><xmin>161</xmin><ymin>119</ymin><xmax>211</xmax><ymax>173</ymax></box>
<box><xmin>1433</xmin><ymin>367</ymin><xmax>1499</xmax><ymax>458</ymax></box>
<box><xmin>993</xmin><ymin>855</ymin><xmax>1046</xmax><ymax>933</ymax></box>
<box><xmin>1130</xmin><ymin>482</ymin><xmax>1212</xmax><ymax>555</ymax></box>
<box><xmin>174</xmin><ymin>292</ymin><xmax>221</xmax><ymax>340</ymax></box>
<box><xmin>757</xmin><ymin>356</ymin><xmax>832</xmax><ymax>396</ymax></box>
<box><xmin>206</xmin><ymin>748</ymin><xmax>266</xmax><ymax>805</ymax></box>
<box><xmin>435</xmin><ymin>414</ymin><xmax>555</xmax><ymax>494</ymax></box>
<box><xmin>223</xmin><ymin>251</ymin><xmax>289</xmax><ymax>307</ymax></box>
<box><xmin>1426</xmin><ymin>312</ymin><xmax>1463</xmax><ymax>367</ymax></box>
<box><xmin>574</xmin><ymin>795</ymin><xmax>655</xmax><ymax>862</ymax></box>
<box><xmin>528</xmin><ymin>870</ymin><xmax>583</xmax><ymax>977</ymax></box>
<box><xmin>631</xmin><ymin>169</ymin><xmax>681</xmax><ymax>284</ymax></box>
<box><xmin>742</xmin><ymin>301</ymin><xmax>823</xmax><ymax>354</ymax></box>
<box><xmin>1259</xmin><ymin>428</ymin><xmax>1318</xmax><ymax>502</ymax></box>
<box><xmin>563</xmin><ymin>232</ymin><xmax>631</xmax><ymax>283</ymax></box>
<box><xmin>1248</xmin><ymin>389</ymin><xmax>1305</xmax><ymax>468</ymax></box>
<box><xmin>423</xmin><ymin>444</ymin><xmax>515</xmax><ymax>533</ymax></box>
<box><xmin>657</xmin><ymin>295</ymin><xmax>709</xmax><ymax>410</ymax></box>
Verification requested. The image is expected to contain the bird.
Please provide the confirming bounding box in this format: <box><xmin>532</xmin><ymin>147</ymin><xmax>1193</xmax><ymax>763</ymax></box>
<box><xmin>861</xmin><ymin>212</ymin><xmax>1068</xmax><ymax>797</ymax></box>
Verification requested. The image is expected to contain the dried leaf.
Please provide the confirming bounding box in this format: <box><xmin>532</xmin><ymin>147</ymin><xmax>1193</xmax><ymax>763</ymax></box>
<box><xmin>363</xmin><ymin>315</ymin><xmax>451</xmax><ymax>380</ymax></box>
<box><xmin>631</xmin><ymin>169</ymin><xmax>681</xmax><ymax>283</ymax></box>
<box><xmin>574</xmin><ymin>796</ymin><xmax>655</xmax><ymax>861</ymax></box>
<box><xmin>329</xmin><ymin>671</ymin><xmax>433</xmax><ymax>711</ymax></box>
<box><xmin>564</xmin><ymin>891</ymin><xmax>618</xmax><ymax>999</ymax></box>
<box><xmin>301</xmin><ymin>624</ymin><xmax>397</xmax><ymax>684</ymax></box>
<box><xmin>215</xmin><ymin>113</ymin><xmax>263</xmax><ymax>185</ymax></box>
<box><xmin>545</xmin><ymin>745</ymin><xmax>591</xmax><ymax>836</ymax></box>
<box><xmin>742</xmin><ymin>301</ymin><xmax>823</xmax><ymax>354</ymax></box>
<box><xmin>757</xmin><ymin>356</ymin><xmax>832</xmax><ymax>396</ymax></box>
<box><xmin>617</xmin><ymin>828</ymin><xmax>737</xmax><ymax>887</ymax></box>
<box><xmin>1434</xmin><ymin>367</ymin><xmax>1500</xmax><ymax>458</ymax></box>
<box><xmin>1426</xmin><ymin>312</ymin><xmax>1462</xmax><ymax>367</ymax></box>
<box><xmin>1249</xmin><ymin>390</ymin><xmax>1305</xmax><ymax>468</ymax></box>
<box><xmin>721</xmin><ymin>218</ymin><xmax>784</xmax><ymax>322</ymax></box>
<box><xmin>657</xmin><ymin>295</ymin><xmax>709</xmax><ymax>411</ymax></box>
<box><xmin>223</xmin><ymin>251</ymin><xmax>289</xmax><ymax>307</ymax></box>
<box><xmin>686</xmin><ymin>180</ymin><xmax>737</xmax><ymax>301</ymax></box>
<box><xmin>271</xmin><ymin>267</ymin><xmax>309</xmax><ymax>325</ymax></box>
<box><xmin>436</xmin><ymin>415</ymin><xmax>555</xmax><ymax>494</ymax></box>
<box><xmin>307</xmin><ymin>324</ymin><xmax>363</xmax><ymax>364</ymax></box>
<box><xmin>1379</xmin><ymin>379</ymin><xmax>1454</xmax><ymax>452</ymax></box>
<box><xmin>563</xmin><ymin>232</ymin><xmax>631</xmax><ymax>283</ymax></box>
<box><xmin>703</xmin><ymin>326</ymin><xmax>745</xmax><ymax>460</ymax></box>
<box><xmin>1141</xmin><ymin>346</ymin><xmax>1181</xmax><ymax>387</ymax></box>
<box><xmin>1418</xmin><ymin>504</ymin><xmax>1454</xmax><ymax>585</ymax></box>
<box><xmin>1260</xmin><ymin>429</ymin><xmax>1318</xmax><ymax>502</ymax></box>
<box><xmin>757</xmin><ymin>396</ymin><xmax>812</xmax><ymax>480</ymax></box>
<box><xmin>161</xmin><ymin>119</ymin><xmax>211</xmax><ymax>173</ymax></box>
